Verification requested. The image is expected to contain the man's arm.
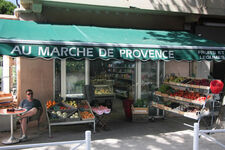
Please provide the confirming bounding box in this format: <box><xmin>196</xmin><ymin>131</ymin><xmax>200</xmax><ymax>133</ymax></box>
<box><xmin>18</xmin><ymin>100</ymin><xmax>24</xmax><ymax>109</ymax></box>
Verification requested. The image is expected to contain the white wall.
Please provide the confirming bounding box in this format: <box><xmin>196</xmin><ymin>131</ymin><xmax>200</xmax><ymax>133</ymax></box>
<box><xmin>2</xmin><ymin>56</ymin><xmax>10</xmax><ymax>93</ymax></box>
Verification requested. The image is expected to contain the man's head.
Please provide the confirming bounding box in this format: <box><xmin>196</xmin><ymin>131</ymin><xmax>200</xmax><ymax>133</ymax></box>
<box><xmin>26</xmin><ymin>89</ymin><xmax>33</xmax><ymax>101</ymax></box>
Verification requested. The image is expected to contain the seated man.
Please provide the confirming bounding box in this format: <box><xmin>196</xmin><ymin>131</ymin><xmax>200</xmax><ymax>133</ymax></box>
<box><xmin>18</xmin><ymin>89</ymin><xmax>42</xmax><ymax>141</ymax></box>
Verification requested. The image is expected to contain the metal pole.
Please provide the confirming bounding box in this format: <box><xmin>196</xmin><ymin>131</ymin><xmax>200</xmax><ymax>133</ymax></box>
<box><xmin>10</xmin><ymin>115</ymin><xmax>13</xmax><ymax>137</ymax></box>
<box><xmin>0</xmin><ymin>140</ymin><xmax>85</xmax><ymax>150</ymax></box>
<box><xmin>157</xmin><ymin>61</ymin><xmax>160</xmax><ymax>88</ymax></box>
<box><xmin>200</xmin><ymin>132</ymin><xmax>225</xmax><ymax>149</ymax></box>
<box><xmin>193</xmin><ymin>123</ymin><xmax>199</xmax><ymax>150</ymax></box>
<box><xmin>85</xmin><ymin>130</ymin><xmax>91</xmax><ymax>150</ymax></box>
<box><xmin>200</xmin><ymin>129</ymin><xmax>225</xmax><ymax>134</ymax></box>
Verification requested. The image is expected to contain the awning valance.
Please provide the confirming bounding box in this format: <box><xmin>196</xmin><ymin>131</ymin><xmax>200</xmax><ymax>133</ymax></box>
<box><xmin>0</xmin><ymin>19</ymin><xmax>225</xmax><ymax>61</ymax></box>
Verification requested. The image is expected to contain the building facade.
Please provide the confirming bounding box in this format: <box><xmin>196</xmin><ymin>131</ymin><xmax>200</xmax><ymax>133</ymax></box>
<box><xmin>5</xmin><ymin>0</ymin><xmax>225</xmax><ymax>107</ymax></box>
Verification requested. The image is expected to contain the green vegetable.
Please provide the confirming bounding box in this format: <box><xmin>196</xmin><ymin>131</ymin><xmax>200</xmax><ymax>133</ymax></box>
<box><xmin>158</xmin><ymin>84</ymin><xmax>171</xmax><ymax>93</ymax></box>
<box><xmin>134</xmin><ymin>99</ymin><xmax>149</xmax><ymax>107</ymax></box>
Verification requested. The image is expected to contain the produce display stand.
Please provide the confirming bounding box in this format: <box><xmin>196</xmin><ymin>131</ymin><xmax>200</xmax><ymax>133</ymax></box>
<box><xmin>152</xmin><ymin>77</ymin><xmax>221</xmax><ymax>128</ymax></box>
<box><xmin>148</xmin><ymin>105</ymin><xmax>165</xmax><ymax>121</ymax></box>
<box><xmin>46</xmin><ymin>100</ymin><xmax>95</xmax><ymax>137</ymax></box>
<box><xmin>93</xmin><ymin>112</ymin><xmax>111</xmax><ymax>130</ymax></box>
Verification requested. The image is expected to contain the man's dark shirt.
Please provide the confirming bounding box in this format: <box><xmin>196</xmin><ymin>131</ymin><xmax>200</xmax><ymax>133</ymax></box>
<box><xmin>19</xmin><ymin>99</ymin><xmax>42</xmax><ymax>111</ymax></box>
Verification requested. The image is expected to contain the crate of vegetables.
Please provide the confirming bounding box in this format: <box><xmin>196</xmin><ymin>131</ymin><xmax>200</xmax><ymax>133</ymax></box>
<box><xmin>80</xmin><ymin>110</ymin><xmax>95</xmax><ymax>120</ymax></box>
<box><xmin>66</xmin><ymin>110</ymin><xmax>80</xmax><ymax>121</ymax></box>
<box><xmin>48</xmin><ymin>110</ymin><xmax>70</xmax><ymax>122</ymax></box>
<box><xmin>132</xmin><ymin>99</ymin><xmax>149</xmax><ymax>115</ymax></box>
<box><xmin>47</xmin><ymin>102</ymin><xmax>75</xmax><ymax>113</ymax></box>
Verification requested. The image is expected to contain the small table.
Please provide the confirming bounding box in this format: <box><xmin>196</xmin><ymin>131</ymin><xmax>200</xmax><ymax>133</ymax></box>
<box><xmin>0</xmin><ymin>108</ymin><xmax>27</xmax><ymax>144</ymax></box>
<box><xmin>95</xmin><ymin>114</ymin><xmax>107</xmax><ymax>129</ymax></box>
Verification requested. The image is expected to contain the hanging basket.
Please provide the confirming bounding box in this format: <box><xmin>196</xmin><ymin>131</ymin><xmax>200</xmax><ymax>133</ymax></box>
<box><xmin>210</xmin><ymin>80</ymin><xmax>224</xmax><ymax>94</ymax></box>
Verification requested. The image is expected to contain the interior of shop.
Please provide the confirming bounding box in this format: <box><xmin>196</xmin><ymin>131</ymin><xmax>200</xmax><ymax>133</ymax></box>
<box><xmin>52</xmin><ymin>59</ymin><xmax>225</xmax><ymax>127</ymax></box>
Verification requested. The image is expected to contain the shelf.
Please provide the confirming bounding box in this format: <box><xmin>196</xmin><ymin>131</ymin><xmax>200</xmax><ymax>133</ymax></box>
<box><xmin>115</xmin><ymin>93</ymin><xmax>128</xmax><ymax>98</ymax></box>
<box><xmin>0</xmin><ymin>97</ymin><xmax>13</xmax><ymax>103</ymax></box>
<box><xmin>152</xmin><ymin>102</ymin><xmax>218</xmax><ymax>120</ymax></box>
<box><xmin>108</xmin><ymin>67</ymin><xmax>134</xmax><ymax>69</ymax></box>
<box><xmin>154</xmin><ymin>91</ymin><xmax>212</xmax><ymax>105</ymax></box>
<box><xmin>164</xmin><ymin>81</ymin><xmax>210</xmax><ymax>90</ymax></box>
<box><xmin>151</xmin><ymin>102</ymin><xmax>199</xmax><ymax>120</ymax></box>
<box><xmin>141</xmin><ymin>91</ymin><xmax>153</xmax><ymax>95</ymax></box>
<box><xmin>93</xmin><ymin>85</ymin><xmax>111</xmax><ymax>87</ymax></box>
<box><xmin>108</xmin><ymin>72</ymin><xmax>133</xmax><ymax>74</ymax></box>
<box><xmin>94</xmin><ymin>94</ymin><xmax>114</xmax><ymax>97</ymax></box>
<box><xmin>114</xmin><ymin>78</ymin><xmax>133</xmax><ymax>81</ymax></box>
<box><xmin>114</xmin><ymin>85</ymin><xmax>129</xmax><ymax>89</ymax></box>
<box><xmin>141</xmin><ymin>82</ymin><xmax>155</xmax><ymax>85</ymax></box>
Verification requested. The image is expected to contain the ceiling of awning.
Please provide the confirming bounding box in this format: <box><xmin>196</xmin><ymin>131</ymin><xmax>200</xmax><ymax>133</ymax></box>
<box><xmin>0</xmin><ymin>19</ymin><xmax>225</xmax><ymax>61</ymax></box>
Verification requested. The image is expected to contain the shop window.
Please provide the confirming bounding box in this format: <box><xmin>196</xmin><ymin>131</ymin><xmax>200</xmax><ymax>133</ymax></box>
<box><xmin>55</xmin><ymin>59</ymin><xmax>61</xmax><ymax>98</ymax></box>
<box><xmin>141</xmin><ymin>61</ymin><xmax>157</xmax><ymax>99</ymax></box>
<box><xmin>10</xmin><ymin>58</ymin><xmax>17</xmax><ymax>95</ymax></box>
<box><xmin>159</xmin><ymin>60</ymin><xmax>165</xmax><ymax>85</ymax></box>
<box><xmin>90</xmin><ymin>59</ymin><xmax>135</xmax><ymax>100</ymax></box>
<box><xmin>66</xmin><ymin>59</ymin><xmax>85</xmax><ymax>95</ymax></box>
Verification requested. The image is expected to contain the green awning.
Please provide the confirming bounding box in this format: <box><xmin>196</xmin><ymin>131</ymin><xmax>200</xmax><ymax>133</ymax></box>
<box><xmin>0</xmin><ymin>19</ymin><xmax>225</xmax><ymax>61</ymax></box>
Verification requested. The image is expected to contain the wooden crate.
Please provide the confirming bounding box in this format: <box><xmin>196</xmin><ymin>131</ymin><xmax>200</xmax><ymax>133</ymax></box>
<box><xmin>131</xmin><ymin>105</ymin><xmax>149</xmax><ymax>115</ymax></box>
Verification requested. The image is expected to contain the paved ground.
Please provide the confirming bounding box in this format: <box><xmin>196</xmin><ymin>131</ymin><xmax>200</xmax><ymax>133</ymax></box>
<box><xmin>0</xmin><ymin>100</ymin><xmax>225</xmax><ymax>150</ymax></box>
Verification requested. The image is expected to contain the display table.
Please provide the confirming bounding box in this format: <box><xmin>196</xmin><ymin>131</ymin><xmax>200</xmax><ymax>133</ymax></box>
<box><xmin>0</xmin><ymin>108</ymin><xmax>27</xmax><ymax>144</ymax></box>
<box><xmin>92</xmin><ymin>105</ymin><xmax>111</xmax><ymax>130</ymax></box>
<box><xmin>94</xmin><ymin>113</ymin><xmax>110</xmax><ymax>130</ymax></box>
<box><xmin>46</xmin><ymin>100</ymin><xmax>96</xmax><ymax>137</ymax></box>
<box><xmin>47</xmin><ymin>119</ymin><xmax>95</xmax><ymax>137</ymax></box>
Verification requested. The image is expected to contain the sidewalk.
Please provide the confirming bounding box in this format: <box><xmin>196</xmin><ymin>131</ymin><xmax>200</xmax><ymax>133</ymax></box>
<box><xmin>0</xmin><ymin>100</ymin><xmax>225</xmax><ymax>150</ymax></box>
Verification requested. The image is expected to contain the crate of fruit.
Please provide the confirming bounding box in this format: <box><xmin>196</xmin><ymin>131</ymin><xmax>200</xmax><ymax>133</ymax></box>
<box><xmin>63</xmin><ymin>100</ymin><xmax>78</xmax><ymax>110</ymax></box>
<box><xmin>80</xmin><ymin>110</ymin><xmax>95</xmax><ymax>120</ymax></box>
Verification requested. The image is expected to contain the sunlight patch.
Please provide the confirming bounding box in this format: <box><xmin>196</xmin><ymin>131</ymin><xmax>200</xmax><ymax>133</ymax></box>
<box><xmin>145</xmin><ymin>135</ymin><xmax>171</xmax><ymax>145</ymax></box>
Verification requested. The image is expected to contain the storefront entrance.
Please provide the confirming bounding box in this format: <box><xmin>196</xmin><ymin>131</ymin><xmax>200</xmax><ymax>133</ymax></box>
<box><xmin>213</xmin><ymin>61</ymin><xmax>225</xmax><ymax>82</ymax></box>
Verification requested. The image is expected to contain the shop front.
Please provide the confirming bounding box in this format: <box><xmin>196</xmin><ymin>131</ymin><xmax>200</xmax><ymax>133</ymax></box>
<box><xmin>0</xmin><ymin>19</ymin><xmax>225</xmax><ymax>131</ymax></box>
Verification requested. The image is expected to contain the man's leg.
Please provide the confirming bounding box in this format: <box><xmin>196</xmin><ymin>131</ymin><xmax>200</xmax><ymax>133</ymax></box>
<box><xmin>21</xmin><ymin>108</ymin><xmax>38</xmax><ymax>118</ymax></box>
<box><xmin>20</xmin><ymin>108</ymin><xmax>38</xmax><ymax>139</ymax></box>
<box><xmin>21</xmin><ymin>117</ymin><xmax>28</xmax><ymax>136</ymax></box>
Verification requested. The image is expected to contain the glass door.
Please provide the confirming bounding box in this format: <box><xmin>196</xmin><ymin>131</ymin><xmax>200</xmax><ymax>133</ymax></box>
<box><xmin>141</xmin><ymin>61</ymin><xmax>157</xmax><ymax>99</ymax></box>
